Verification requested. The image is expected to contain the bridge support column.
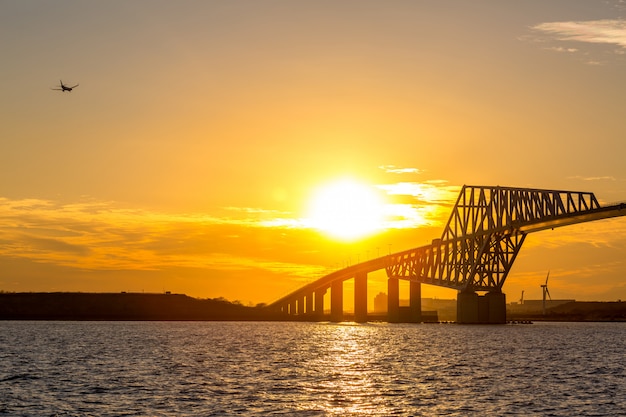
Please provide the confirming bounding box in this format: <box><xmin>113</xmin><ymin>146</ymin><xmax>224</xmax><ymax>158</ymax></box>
<box><xmin>387</xmin><ymin>278</ymin><xmax>399</xmax><ymax>323</ymax></box>
<box><xmin>409</xmin><ymin>281</ymin><xmax>422</xmax><ymax>323</ymax></box>
<box><xmin>354</xmin><ymin>272</ymin><xmax>368</xmax><ymax>323</ymax></box>
<box><xmin>487</xmin><ymin>291</ymin><xmax>506</xmax><ymax>324</ymax></box>
<box><xmin>457</xmin><ymin>290</ymin><xmax>506</xmax><ymax>324</ymax></box>
<box><xmin>290</xmin><ymin>300</ymin><xmax>297</xmax><ymax>317</ymax></box>
<box><xmin>297</xmin><ymin>296</ymin><xmax>305</xmax><ymax>316</ymax></box>
<box><xmin>330</xmin><ymin>280</ymin><xmax>343</xmax><ymax>322</ymax></box>
<box><xmin>315</xmin><ymin>288</ymin><xmax>326</xmax><ymax>319</ymax></box>
<box><xmin>306</xmin><ymin>292</ymin><xmax>314</xmax><ymax>317</ymax></box>
<box><xmin>457</xmin><ymin>291</ymin><xmax>478</xmax><ymax>324</ymax></box>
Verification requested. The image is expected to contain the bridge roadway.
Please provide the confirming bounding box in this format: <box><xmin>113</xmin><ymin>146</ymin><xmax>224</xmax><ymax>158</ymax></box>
<box><xmin>268</xmin><ymin>185</ymin><xmax>626</xmax><ymax>324</ymax></box>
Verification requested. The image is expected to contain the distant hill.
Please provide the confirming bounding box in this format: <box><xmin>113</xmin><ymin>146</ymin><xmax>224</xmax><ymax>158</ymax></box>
<box><xmin>0</xmin><ymin>292</ymin><xmax>278</xmax><ymax>321</ymax></box>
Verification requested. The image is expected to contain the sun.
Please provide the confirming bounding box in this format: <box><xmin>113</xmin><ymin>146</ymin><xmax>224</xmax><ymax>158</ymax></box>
<box><xmin>306</xmin><ymin>179</ymin><xmax>387</xmax><ymax>241</ymax></box>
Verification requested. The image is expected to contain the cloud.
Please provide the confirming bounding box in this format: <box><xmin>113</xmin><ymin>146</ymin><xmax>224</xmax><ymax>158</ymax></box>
<box><xmin>20</xmin><ymin>235</ymin><xmax>91</xmax><ymax>256</ymax></box>
<box><xmin>0</xmin><ymin>197</ymin><xmax>319</xmax><ymax>279</ymax></box>
<box><xmin>371</xmin><ymin>182</ymin><xmax>460</xmax><ymax>230</ymax></box>
<box><xmin>378</xmin><ymin>182</ymin><xmax>456</xmax><ymax>201</ymax></box>
<box><xmin>2</xmin><ymin>185</ymin><xmax>625</xmax><ymax>301</ymax></box>
<box><xmin>567</xmin><ymin>175</ymin><xmax>617</xmax><ymax>181</ymax></box>
<box><xmin>546</xmin><ymin>46</ymin><xmax>578</xmax><ymax>53</ymax></box>
<box><xmin>533</xmin><ymin>19</ymin><xmax>626</xmax><ymax>48</ymax></box>
<box><xmin>0</xmin><ymin>180</ymin><xmax>463</xmax><ymax>293</ymax></box>
<box><xmin>524</xmin><ymin>218</ymin><xmax>626</xmax><ymax>251</ymax></box>
<box><xmin>379</xmin><ymin>165</ymin><xmax>423</xmax><ymax>175</ymax></box>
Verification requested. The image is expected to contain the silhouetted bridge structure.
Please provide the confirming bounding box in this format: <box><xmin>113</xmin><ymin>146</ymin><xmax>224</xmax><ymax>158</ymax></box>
<box><xmin>269</xmin><ymin>185</ymin><xmax>626</xmax><ymax>323</ymax></box>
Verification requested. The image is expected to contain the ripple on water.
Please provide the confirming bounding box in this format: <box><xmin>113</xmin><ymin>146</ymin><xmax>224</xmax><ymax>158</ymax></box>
<box><xmin>0</xmin><ymin>321</ymin><xmax>624</xmax><ymax>416</ymax></box>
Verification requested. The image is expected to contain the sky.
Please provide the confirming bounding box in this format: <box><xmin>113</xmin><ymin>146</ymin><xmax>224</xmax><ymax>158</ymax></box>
<box><xmin>2</xmin><ymin>0</ymin><xmax>626</xmax><ymax>307</ymax></box>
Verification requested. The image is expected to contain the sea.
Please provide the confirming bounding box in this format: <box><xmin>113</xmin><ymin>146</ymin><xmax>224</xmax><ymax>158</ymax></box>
<box><xmin>0</xmin><ymin>320</ymin><xmax>624</xmax><ymax>416</ymax></box>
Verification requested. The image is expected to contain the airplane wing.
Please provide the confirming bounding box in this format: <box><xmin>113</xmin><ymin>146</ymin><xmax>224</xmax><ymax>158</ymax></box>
<box><xmin>70</xmin><ymin>84</ymin><xmax>79</xmax><ymax>88</ymax></box>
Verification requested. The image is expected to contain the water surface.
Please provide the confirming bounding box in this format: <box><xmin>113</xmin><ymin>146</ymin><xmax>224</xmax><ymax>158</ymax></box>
<box><xmin>0</xmin><ymin>321</ymin><xmax>624</xmax><ymax>416</ymax></box>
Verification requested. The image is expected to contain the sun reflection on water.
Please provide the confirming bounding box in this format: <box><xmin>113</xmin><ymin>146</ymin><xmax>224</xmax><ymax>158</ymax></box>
<box><xmin>300</xmin><ymin>323</ymin><xmax>396</xmax><ymax>416</ymax></box>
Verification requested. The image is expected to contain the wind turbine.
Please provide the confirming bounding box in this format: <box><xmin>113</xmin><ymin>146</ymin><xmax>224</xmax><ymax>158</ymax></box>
<box><xmin>541</xmin><ymin>271</ymin><xmax>552</xmax><ymax>315</ymax></box>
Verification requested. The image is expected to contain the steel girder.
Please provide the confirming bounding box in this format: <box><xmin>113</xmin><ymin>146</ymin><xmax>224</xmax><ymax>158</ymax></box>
<box><xmin>441</xmin><ymin>185</ymin><xmax>600</xmax><ymax>240</ymax></box>
<box><xmin>385</xmin><ymin>185</ymin><xmax>601</xmax><ymax>291</ymax></box>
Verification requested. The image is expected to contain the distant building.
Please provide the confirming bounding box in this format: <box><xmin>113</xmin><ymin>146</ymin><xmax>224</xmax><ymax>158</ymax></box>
<box><xmin>374</xmin><ymin>292</ymin><xmax>388</xmax><ymax>313</ymax></box>
<box><xmin>373</xmin><ymin>293</ymin><xmax>411</xmax><ymax>312</ymax></box>
<box><xmin>421</xmin><ymin>298</ymin><xmax>457</xmax><ymax>322</ymax></box>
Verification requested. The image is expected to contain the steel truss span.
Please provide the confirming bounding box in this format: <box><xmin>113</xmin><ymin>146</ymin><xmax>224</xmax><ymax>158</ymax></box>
<box><xmin>269</xmin><ymin>185</ymin><xmax>626</xmax><ymax>310</ymax></box>
<box><xmin>386</xmin><ymin>185</ymin><xmax>625</xmax><ymax>292</ymax></box>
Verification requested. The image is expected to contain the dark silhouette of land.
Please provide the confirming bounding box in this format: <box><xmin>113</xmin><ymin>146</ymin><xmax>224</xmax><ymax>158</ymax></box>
<box><xmin>0</xmin><ymin>292</ymin><xmax>279</xmax><ymax>321</ymax></box>
<box><xmin>508</xmin><ymin>301</ymin><xmax>626</xmax><ymax>322</ymax></box>
<box><xmin>0</xmin><ymin>292</ymin><xmax>624</xmax><ymax>322</ymax></box>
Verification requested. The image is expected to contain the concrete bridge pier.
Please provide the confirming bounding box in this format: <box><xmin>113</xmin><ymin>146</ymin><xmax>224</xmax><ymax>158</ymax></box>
<box><xmin>306</xmin><ymin>293</ymin><xmax>313</xmax><ymax>318</ymax></box>
<box><xmin>457</xmin><ymin>290</ymin><xmax>506</xmax><ymax>324</ymax></box>
<box><xmin>354</xmin><ymin>272</ymin><xmax>368</xmax><ymax>323</ymax></box>
<box><xmin>387</xmin><ymin>278</ymin><xmax>422</xmax><ymax>323</ymax></box>
<box><xmin>486</xmin><ymin>291</ymin><xmax>506</xmax><ymax>324</ymax></box>
<box><xmin>297</xmin><ymin>296</ymin><xmax>305</xmax><ymax>316</ymax></box>
<box><xmin>409</xmin><ymin>281</ymin><xmax>422</xmax><ymax>323</ymax></box>
<box><xmin>314</xmin><ymin>288</ymin><xmax>326</xmax><ymax>319</ymax></box>
<box><xmin>387</xmin><ymin>278</ymin><xmax>399</xmax><ymax>323</ymax></box>
<box><xmin>330</xmin><ymin>280</ymin><xmax>343</xmax><ymax>322</ymax></box>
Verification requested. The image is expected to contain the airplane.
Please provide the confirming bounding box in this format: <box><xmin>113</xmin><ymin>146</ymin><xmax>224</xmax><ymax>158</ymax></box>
<box><xmin>51</xmin><ymin>80</ymin><xmax>79</xmax><ymax>92</ymax></box>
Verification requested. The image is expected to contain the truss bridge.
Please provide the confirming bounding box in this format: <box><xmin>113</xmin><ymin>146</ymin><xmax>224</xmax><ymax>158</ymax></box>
<box><xmin>269</xmin><ymin>185</ymin><xmax>626</xmax><ymax>323</ymax></box>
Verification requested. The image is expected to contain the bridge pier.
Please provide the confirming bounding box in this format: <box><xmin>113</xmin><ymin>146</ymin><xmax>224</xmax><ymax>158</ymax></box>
<box><xmin>306</xmin><ymin>293</ymin><xmax>314</xmax><ymax>317</ymax></box>
<box><xmin>409</xmin><ymin>281</ymin><xmax>422</xmax><ymax>323</ymax></box>
<box><xmin>387</xmin><ymin>279</ymin><xmax>421</xmax><ymax>323</ymax></box>
<box><xmin>457</xmin><ymin>291</ymin><xmax>478</xmax><ymax>323</ymax></box>
<box><xmin>487</xmin><ymin>291</ymin><xmax>506</xmax><ymax>324</ymax></box>
<box><xmin>457</xmin><ymin>290</ymin><xmax>506</xmax><ymax>324</ymax></box>
<box><xmin>387</xmin><ymin>278</ymin><xmax>399</xmax><ymax>323</ymax></box>
<box><xmin>354</xmin><ymin>272</ymin><xmax>368</xmax><ymax>323</ymax></box>
<box><xmin>330</xmin><ymin>280</ymin><xmax>343</xmax><ymax>322</ymax></box>
<box><xmin>297</xmin><ymin>296</ymin><xmax>305</xmax><ymax>316</ymax></box>
<box><xmin>315</xmin><ymin>288</ymin><xmax>326</xmax><ymax>319</ymax></box>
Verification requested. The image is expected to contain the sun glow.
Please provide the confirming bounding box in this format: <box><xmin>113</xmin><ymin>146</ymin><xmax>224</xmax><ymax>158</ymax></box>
<box><xmin>306</xmin><ymin>179</ymin><xmax>387</xmax><ymax>241</ymax></box>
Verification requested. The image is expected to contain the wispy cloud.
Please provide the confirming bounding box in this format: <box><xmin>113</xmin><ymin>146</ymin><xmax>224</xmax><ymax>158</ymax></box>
<box><xmin>378</xmin><ymin>182</ymin><xmax>456</xmax><ymax>202</ymax></box>
<box><xmin>524</xmin><ymin>218</ymin><xmax>626</xmax><ymax>250</ymax></box>
<box><xmin>379</xmin><ymin>165</ymin><xmax>423</xmax><ymax>175</ymax></box>
<box><xmin>533</xmin><ymin>19</ymin><xmax>626</xmax><ymax>48</ymax></box>
<box><xmin>528</xmin><ymin>18</ymin><xmax>626</xmax><ymax>64</ymax></box>
<box><xmin>0</xmin><ymin>179</ymin><xmax>460</xmax><ymax>282</ymax></box>
<box><xmin>2</xmin><ymin>185</ymin><xmax>625</xmax><ymax>301</ymax></box>
<box><xmin>567</xmin><ymin>175</ymin><xmax>617</xmax><ymax>181</ymax></box>
<box><xmin>546</xmin><ymin>46</ymin><xmax>578</xmax><ymax>53</ymax></box>
<box><xmin>374</xmin><ymin>182</ymin><xmax>460</xmax><ymax>230</ymax></box>
<box><xmin>0</xmin><ymin>197</ymin><xmax>320</xmax><ymax>280</ymax></box>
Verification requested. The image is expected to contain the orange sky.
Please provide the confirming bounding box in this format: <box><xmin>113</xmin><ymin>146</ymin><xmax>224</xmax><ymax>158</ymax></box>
<box><xmin>1</xmin><ymin>1</ymin><xmax>626</xmax><ymax>305</ymax></box>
